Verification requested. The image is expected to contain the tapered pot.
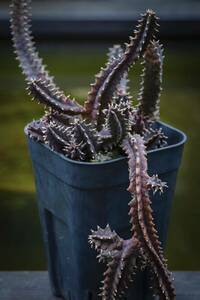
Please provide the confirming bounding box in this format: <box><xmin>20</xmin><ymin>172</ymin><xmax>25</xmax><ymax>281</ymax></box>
<box><xmin>26</xmin><ymin>122</ymin><xmax>186</xmax><ymax>300</ymax></box>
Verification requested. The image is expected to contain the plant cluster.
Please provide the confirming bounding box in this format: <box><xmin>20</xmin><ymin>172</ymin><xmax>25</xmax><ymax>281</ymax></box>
<box><xmin>10</xmin><ymin>0</ymin><xmax>175</xmax><ymax>299</ymax></box>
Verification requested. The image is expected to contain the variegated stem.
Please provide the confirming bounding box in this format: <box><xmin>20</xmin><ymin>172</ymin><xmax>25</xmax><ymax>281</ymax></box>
<box><xmin>95</xmin><ymin>10</ymin><xmax>159</xmax><ymax>129</ymax></box>
<box><xmin>137</xmin><ymin>40</ymin><xmax>164</xmax><ymax>120</ymax></box>
<box><xmin>123</xmin><ymin>135</ymin><xmax>175</xmax><ymax>299</ymax></box>
<box><xmin>10</xmin><ymin>0</ymin><xmax>84</xmax><ymax>114</ymax></box>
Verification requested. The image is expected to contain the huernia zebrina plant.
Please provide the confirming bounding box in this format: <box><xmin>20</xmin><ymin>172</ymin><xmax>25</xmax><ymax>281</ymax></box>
<box><xmin>10</xmin><ymin>0</ymin><xmax>175</xmax><ymax>299</ymax></box>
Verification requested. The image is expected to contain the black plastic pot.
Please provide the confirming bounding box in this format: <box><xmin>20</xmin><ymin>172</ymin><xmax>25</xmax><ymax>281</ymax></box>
<box><xmin>26</xmin><ymin>122</ymin><xmax>186</xmax><ymax>300</ymax></box>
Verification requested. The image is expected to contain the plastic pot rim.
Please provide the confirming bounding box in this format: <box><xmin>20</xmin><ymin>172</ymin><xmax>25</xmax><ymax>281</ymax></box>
<box><xmin>25</xmin><ymin>120</ymin><xmax>187</xmax><ymax>167</ymax></box>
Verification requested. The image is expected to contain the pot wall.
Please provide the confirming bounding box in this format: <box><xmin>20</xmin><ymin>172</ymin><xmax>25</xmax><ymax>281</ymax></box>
<box><xmin>27</xmin><ymin>122</ymin><xmax>186</xmax><ymax>300</ymax></box>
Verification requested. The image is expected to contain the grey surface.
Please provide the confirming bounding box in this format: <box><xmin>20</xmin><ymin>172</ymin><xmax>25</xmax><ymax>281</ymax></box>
<box><xmin>1</xmin><ymin>0</ymin><xmax>200</xmax><ymax>39</ymax></box>
<box><xmin>0</xmin><ymin>272</ymin><xmax>200</xmax><ymax>300</ymax></box>
<box><xmin>1</xmin><ymin>0</ymin><xmax>200</xmax><ymax>20</ymax></box>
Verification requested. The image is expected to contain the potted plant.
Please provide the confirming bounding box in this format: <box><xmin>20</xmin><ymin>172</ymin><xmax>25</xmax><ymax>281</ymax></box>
<box><xmin>10</xmin><ymin>1</ymin><xmax>186</xmax><ymax>299</ymax></box>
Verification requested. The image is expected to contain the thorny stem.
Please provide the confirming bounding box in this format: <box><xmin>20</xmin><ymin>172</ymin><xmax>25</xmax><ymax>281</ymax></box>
<box><xmin>10</xmin><ymin>2</ymin><xmax>176</xmax><ymax>299</ymax></box>
<box><xmin>89</xmin><ymin>135</ymin><xmax>175</xmax><ymax>300</ymax></box>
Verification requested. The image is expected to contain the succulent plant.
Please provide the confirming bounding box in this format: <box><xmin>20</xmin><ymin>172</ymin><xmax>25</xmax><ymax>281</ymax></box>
<box><xmin>10</xmin><ymin>0</ymin><xmax>175</xmax><ymax>299</ymax></box>
<box><xmin>89</xmin><ymin>135</ymin><xmax>174</xmax><ymax>299</ymax></box>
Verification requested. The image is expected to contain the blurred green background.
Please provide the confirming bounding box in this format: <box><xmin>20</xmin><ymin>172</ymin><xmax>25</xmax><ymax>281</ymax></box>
<box><xmin>0</xmin><ymin>0</ymin><xmax>200</xmax><ymax>270</ymax></box>
<box><xmin>0</xmin><ymin>38</ymin><xmax>200</xmax><ymax>271</ymax></box>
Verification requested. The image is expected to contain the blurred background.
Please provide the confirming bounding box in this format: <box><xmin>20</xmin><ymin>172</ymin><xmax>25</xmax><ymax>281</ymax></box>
<box><xmin>0</xmin><ymin>0</ymin><xmax>200</xmax><ymax>271</ymax></box>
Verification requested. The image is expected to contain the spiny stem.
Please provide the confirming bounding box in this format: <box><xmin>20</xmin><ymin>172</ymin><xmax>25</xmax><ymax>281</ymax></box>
<box><xmin>10</xmin><ymin>0</ymin><xmax>84</xmax><ymax>114</ymax></box>
<box><xmin>137</xmin><ymin>40</ymin><xmax>164</xmax><ymax>120</ymax></box>
<box><xmin>28</xmin><ymin>79</ymin><xmax>85</xmax><ymax>114</ymax></box>
<box><xmin>95</xmin><ymin>10</ymin><xmax>159</xmax><ymax>129</ymax></box>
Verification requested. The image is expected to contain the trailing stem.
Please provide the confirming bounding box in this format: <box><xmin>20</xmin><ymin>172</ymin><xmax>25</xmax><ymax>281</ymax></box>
<box><xmin>10</xmin><ymin>0</ymin><xmax>85</xmax><ymax>114</ymax></box>
<box><xmin>89</xmin><ymin>135</ymin><xmax>175</xmax><ymax>300</ymax></box>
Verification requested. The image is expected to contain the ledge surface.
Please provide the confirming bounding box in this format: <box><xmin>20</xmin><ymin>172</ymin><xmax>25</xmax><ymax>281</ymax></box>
<box><xmin>0</xmin><ymin>271</ymin><xmax>200</xmax><ymax>299</ymax></box>
<box><xmin>1</xmin><ymin>0</ymin><xmax>200</xmax><ymax>39</ymax></box>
